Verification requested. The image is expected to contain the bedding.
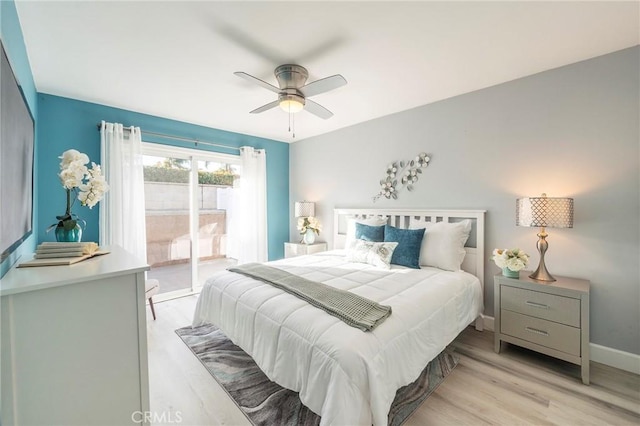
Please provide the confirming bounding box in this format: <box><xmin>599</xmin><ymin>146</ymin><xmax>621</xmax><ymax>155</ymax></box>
<box><xmin>346</xmin><ymin>239</ymin><xmax>398</xmax><ymax>269</ymax></box>
<box><xmin>193</xmin><ymin>250</ymin><xmax>483</xmax><ymax>425</ymax></box>
<box><xmin>409</xmin><ymin>219</ymin><xmax>472</xmax><ymax>271</ymax></box>
<box><xmin>383</xmin><ymin>224</ymin><xmax>425</xmax><ymax>269</ymax></box>
<box><xmin>344</xmin><ymin>216</ymin><xmax>388</xmax><ymax>248</ymax></box>
<box><xmin>354</xmin><ymin>222</ymin><xmax>385</xmax><ymax>242</ymax></box>
<box><xmin>228</xmin><ymin>262</ymin><xmax>392</xmax><ymax>331</ymax></box>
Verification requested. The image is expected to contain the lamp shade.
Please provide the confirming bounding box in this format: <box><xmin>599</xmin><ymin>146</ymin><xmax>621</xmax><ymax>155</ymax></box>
<box><xmin>516</xmin><ymin>195</ymin><xmax>573</xmax><ymax>228</ymax></box>
<box><xmin>294</xmin><ymin>201</ymin><xmax>315</xmax><ymax>218</ymax></box>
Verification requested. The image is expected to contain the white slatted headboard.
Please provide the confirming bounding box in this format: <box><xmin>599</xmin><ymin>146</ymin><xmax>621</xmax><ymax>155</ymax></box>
<box><xmin>333</xmin><ymin>208</ymin><xmax>486</xmax><ymax>330</ymax></box>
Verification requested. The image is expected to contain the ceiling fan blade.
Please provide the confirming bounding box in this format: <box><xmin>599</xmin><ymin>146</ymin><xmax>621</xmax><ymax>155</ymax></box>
<box><xmin>304</xmin><ymin>99</ymin><xmax>334</xmax><ymax>120</ymax></box>
<box><xmin>234</xmin><ymin>72</ymin><xmax>280</xmax><ymax>93</ymax></box>
<box><xmin>296</xmin><ymin>36</ymin><xmax>346</xmax><ymax>64</ymax></box>
<box><xmin>214</xmin><ymin>23</ymin><xmax>286</xmax><ymax>65</ymax></box>
<box><xmin>300</xmin><ymin>75</ymin><xmax>347</xmax><ymax>97</ymax></box>
<box><xmin>250</xmin><ymin>100</ymin><xmax>280</xmax><ymax>114</ymax></box>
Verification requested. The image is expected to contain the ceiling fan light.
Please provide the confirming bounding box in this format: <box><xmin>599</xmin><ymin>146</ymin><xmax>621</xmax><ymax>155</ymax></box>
<box><xmin>279</xmin><ymin>99</ymin><xmax>304</xmax><ymax>113</ymax></box>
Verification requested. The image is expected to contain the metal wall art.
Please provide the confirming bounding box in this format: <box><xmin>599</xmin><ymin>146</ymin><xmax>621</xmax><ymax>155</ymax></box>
<box><xmin>373</xmin><ymin>152</ymin><xmax>431</xmax><ymax>202</ymax></box>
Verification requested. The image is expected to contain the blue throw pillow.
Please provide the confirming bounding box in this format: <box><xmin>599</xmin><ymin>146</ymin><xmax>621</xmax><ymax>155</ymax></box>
<box><xmin>355</xmin><ymin>222</ymin><xmax>385</xmax><ymax>242</ymax></box>
<box><xmin>384</xmin><ymin>225</ymin><xmax>425</xmax><ymax>269</ymax></box>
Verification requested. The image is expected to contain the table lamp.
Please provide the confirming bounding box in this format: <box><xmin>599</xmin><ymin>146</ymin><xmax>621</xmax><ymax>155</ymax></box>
<box><xmin>294</xmin><ymin>201</ymin><xmax>315</xmax><ymax>218</ymax></box>
<box><xmin>516</xmin><ymin>193</ymin><xmax>573</xmax><ymax>282</ymax></box>
<box><xmin>295</xmin><ymin>201</ymin><xmax>316</xmax><ymax>244</ymax></box>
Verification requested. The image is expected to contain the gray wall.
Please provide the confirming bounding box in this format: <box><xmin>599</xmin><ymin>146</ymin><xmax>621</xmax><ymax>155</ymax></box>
<box><xmin>290</xmin><ymin>47</ymin><xmax>639</xmax><ymax>355</ymax></box>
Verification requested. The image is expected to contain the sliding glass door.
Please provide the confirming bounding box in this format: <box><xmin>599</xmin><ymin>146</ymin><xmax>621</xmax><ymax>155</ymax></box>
<box><xmin>194</xmin><ymin>159</ymin><xmax>241</xmax><ymax>287</ymax></box>
<box><xmin>142</xmin><ymin>143</ymin><xmax>240</xmax><ymax>298</ymax></box>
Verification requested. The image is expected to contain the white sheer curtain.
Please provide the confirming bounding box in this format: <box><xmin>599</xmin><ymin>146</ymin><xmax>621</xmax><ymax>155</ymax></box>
<box><xmin>236</xmin><ymin>146</ymin><xmax>267</xmax><ymax>264</ymax></box>
<box><xmin>99</xmin><ymin>121</ymin><xmax>147</xmax><ymax>263</ymax></box>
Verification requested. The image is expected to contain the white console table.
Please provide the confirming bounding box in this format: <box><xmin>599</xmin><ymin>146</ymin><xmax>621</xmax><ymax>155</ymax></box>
<box><xmin>0</xmin><ymin>246</ymin><xmax>150</xmax><ymax>425</ymax></box>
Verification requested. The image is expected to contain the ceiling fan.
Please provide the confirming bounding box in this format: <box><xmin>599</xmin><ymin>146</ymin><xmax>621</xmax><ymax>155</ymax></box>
<box><xmin>235</xmin><ymin>64</ymin><xmax>347</xmax><ymax>119</ymax></box>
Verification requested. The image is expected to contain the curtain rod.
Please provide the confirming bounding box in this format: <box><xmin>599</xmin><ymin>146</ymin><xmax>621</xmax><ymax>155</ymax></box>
<box><xmin>96</xmin><ymin>123</ymin><xmax>240</xmax><ymax>152</ymax></box>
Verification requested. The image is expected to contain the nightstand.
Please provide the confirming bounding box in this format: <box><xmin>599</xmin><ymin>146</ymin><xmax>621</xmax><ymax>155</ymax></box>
<box><xmin>284</xmin><ymin>242</ymin><xmax>328</xmax><ymax>258</ymax></box>
<box><xmin>494</xmin><ymin>272</ymin><xmax>590</xmax><ymax>384</ymax></box>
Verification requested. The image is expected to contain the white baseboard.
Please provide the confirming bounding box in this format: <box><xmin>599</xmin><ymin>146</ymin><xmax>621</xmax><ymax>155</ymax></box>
<box><xmin>482</xmin><ymin>315</ymin><xmax>494</xmax><ymax>331</ymax></box>
<box><xmin>590</xmin><ymin>343</ymin><xmax>640</xmax><ymax>375</ymax></box>
<box><xmin>480</xmin><ymin>315</ymin><xmax>640</xmax><ymax>375</ymax></box>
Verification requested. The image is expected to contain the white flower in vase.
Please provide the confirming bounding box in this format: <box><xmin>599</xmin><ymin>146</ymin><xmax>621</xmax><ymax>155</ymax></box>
<box><xmin>48</xmin><ymin>149</ymin><xmax>110</xmax><ymax>241</ymax></box>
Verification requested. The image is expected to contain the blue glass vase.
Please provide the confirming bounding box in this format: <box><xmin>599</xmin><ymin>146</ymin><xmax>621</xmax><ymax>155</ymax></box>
<box><xmin>55</xmin><ymin>223</ymin><xmax>83</xmax><ymax>242</ymax></box>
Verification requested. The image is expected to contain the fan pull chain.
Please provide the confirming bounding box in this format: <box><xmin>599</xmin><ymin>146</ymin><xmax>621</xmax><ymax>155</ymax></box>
<box><xmin>287</xmin><ymin>109</ymin><xmax>295</xmax><ymax>139</ymax></box>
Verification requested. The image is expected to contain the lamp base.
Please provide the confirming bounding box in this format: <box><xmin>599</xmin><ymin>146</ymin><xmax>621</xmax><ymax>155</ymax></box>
<box><xmin>530</xmin><ymin>228</ymin><xmax>556</xmax><ymax>282</ymax></box>
<box><xmin>529</xmin><ymin>264</ymin><xmax>556</xmax><ymax>282</ymax></box>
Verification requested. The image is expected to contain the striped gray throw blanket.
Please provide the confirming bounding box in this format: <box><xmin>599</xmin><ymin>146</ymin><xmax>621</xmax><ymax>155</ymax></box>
<box><xmin>228</xmin><ymin>263</ymin><xmax>392</xmax><ymax>331</ymax></box>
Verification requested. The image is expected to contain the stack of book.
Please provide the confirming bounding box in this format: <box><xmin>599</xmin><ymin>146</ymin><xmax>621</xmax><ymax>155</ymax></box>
<box><xmin>18</xmin><ymin>242</ymin><xmax>109</xmax><ymax>268</ymax></box>
<box><xmin>35</xmin><ymin>242</ymin><xmax>100</xmax><ymax>259</ymax></box>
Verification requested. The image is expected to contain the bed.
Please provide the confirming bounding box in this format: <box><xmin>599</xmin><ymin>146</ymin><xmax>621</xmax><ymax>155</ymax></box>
<box><xmin>193</xmin><ymin>208</ymin><xmax>485</xmax><ymax>425</ymax></box>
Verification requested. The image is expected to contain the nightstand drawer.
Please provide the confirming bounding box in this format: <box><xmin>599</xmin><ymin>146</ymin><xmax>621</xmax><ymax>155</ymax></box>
<box><xmin>501</xmin><ymin>310</ymin><xmax>581</xmax><ymax>356</ymax></box>
<box><xmin>502</xmin><ymin>285</ymin><xmax>580</xmax><ymax>327</ymax></box>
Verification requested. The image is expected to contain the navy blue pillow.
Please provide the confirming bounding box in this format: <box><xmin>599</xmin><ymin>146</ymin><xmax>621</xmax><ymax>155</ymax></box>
<box><xmin>384</xmin><ymin>225</ymin><xmax>425</xmax><ymax>269</ymax></box>
<box><xmin>355</xmin><ymin>222</ymin><xmax>385</xmax><ymax>242</ymax></box>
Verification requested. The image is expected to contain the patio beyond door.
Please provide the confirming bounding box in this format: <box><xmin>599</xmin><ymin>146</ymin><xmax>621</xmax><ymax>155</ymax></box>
<box><xmin>142</xmin><ymin>144</ymin><xmax>240</xmax><ymax>298</ymax></box>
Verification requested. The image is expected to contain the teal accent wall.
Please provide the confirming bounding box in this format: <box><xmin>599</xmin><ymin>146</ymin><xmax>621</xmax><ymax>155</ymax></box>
<box><xmin>36</xmin><ymin>94</ymin><xmax>289</xmax><ymax>260</ymax></box>
<box><xmin>1</xmin><ymin>0</ymin><xmax>289</xmax><ymax>276</ymax></box>
<box><xmin>0</xmin><ymin>0</ymin><xmax>38</xmax><ymax>277</ymax></box>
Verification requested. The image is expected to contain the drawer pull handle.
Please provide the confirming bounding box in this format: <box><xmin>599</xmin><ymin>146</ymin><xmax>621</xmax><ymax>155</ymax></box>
<box><xmin>525</xmin><ymin>301</ymin><xmax>549</xmax><ymax>309</ymax></box>
<box><xmin>525</xmin><ymin>326</ymin><xmax>549</xmax><ymax>336</ymax></box>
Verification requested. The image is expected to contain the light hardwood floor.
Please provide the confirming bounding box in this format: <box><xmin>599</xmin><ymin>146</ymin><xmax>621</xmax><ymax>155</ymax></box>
<box><xmin>146</xmin><ymin>295</ymin><xmax>640</xmax><ymax>426</ymax></box>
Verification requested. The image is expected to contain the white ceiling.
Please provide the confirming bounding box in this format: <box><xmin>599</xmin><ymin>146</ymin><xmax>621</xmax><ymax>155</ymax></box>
<box><xmin>15</xmin><ymin>1</ymin><xmax>639</xmax><ymax>143</ymax></box>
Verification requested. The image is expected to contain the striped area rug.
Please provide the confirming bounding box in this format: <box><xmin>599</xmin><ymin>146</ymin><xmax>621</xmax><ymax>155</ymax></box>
<box><xmin>176</xmin><ymin>323</ymin><xmax>458</xmax><ymax>426</ymax></box>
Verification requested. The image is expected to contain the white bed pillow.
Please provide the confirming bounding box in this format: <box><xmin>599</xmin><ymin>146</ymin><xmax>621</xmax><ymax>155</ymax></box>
<box><xmin>409</xmin><ymin>219</ymin><xmax>472</xmax><ymax>271</ymax></box>
<box><xmin>344</xmin><ymin>216</ymin><xmax>388</xmax><ymax>248</ymax></box>
<box><xmin>346</xmin><ymin>240</ymin><xmax>398</xmax><ymax>269</ymax></box>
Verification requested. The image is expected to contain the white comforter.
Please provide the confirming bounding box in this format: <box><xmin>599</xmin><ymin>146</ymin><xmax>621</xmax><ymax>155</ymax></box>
<box><xmin>193</xmin><ymin>251</ymin><xmax>482</xmax><ymax>425</ymax></box>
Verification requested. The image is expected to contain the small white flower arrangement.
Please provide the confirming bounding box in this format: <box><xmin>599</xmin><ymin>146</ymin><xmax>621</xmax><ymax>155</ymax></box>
<box><xmin>49</xmin><ymin>149</ymin><xmax>109</xmax><ymax>236</ymax></box>
<box><xmin>492</xmin><ymin>248</ymin><xmax>530</xmax><ymax>272</ymax></box>
<box><xmin>297</xmin><ymin>216</ymin><xmax>321</xmax><ymax>235</ymax></box>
